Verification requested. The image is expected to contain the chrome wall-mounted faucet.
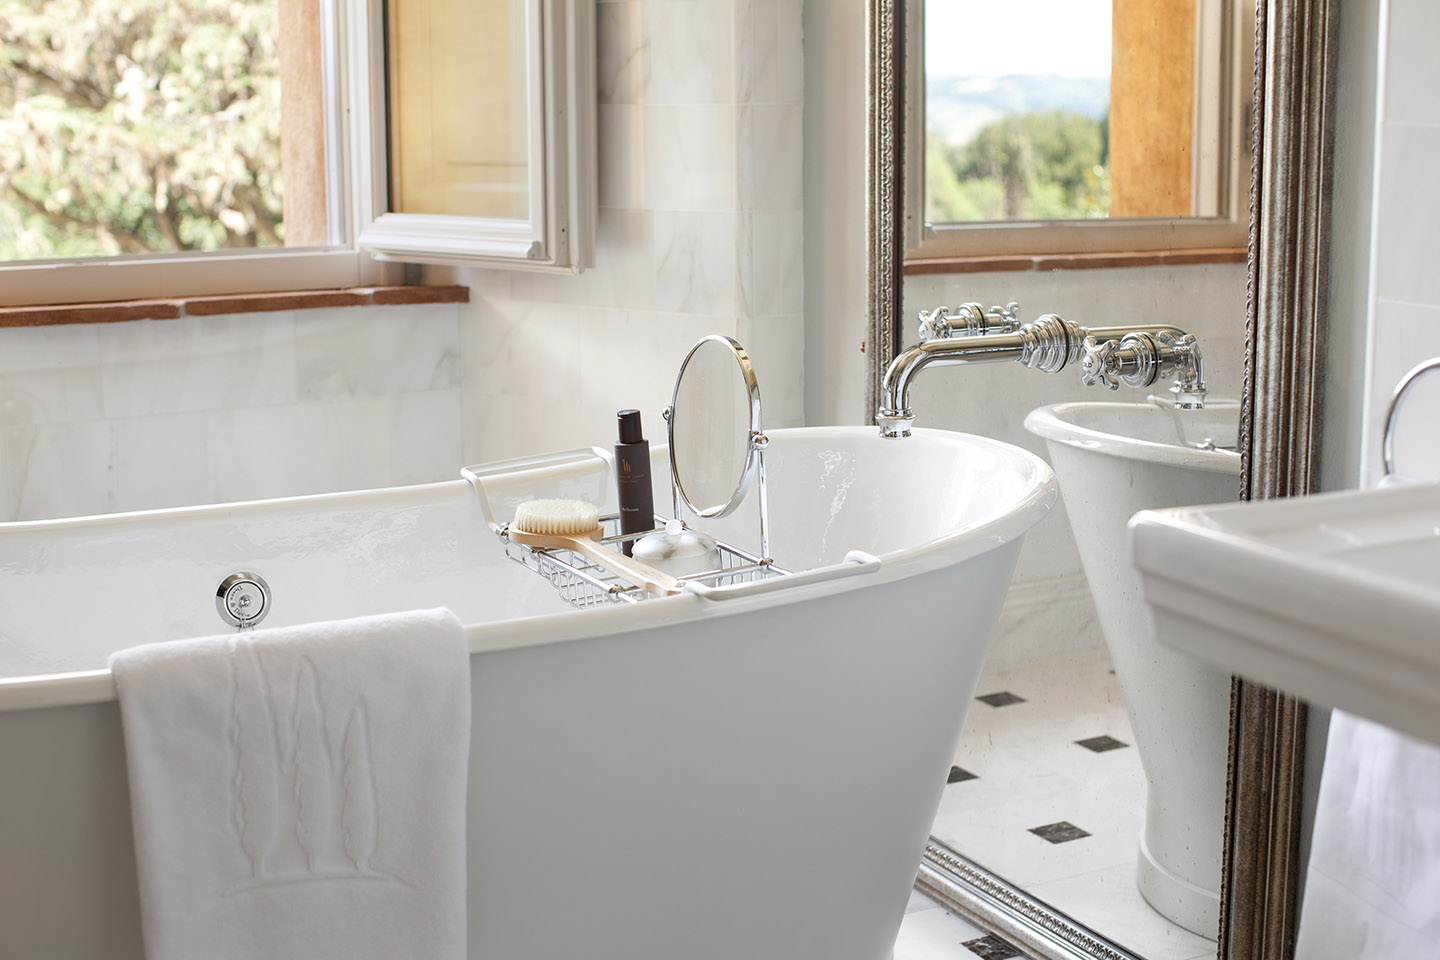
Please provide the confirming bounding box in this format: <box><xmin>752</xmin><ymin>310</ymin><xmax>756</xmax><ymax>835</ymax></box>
<box><xmin>876</xmin><ymin>304</ymin><xmax>1208</xmax><ymax>438</ymax></box>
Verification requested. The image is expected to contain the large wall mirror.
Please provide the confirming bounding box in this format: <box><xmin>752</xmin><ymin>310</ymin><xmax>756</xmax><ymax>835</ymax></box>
<box><xmin>866</xmin><ymin>1</ymin><xmax>1336</xmax><ymax>958</ymax></box>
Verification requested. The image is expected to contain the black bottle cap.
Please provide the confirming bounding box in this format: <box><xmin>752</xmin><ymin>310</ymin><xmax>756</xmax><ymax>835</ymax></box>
<box><xmin>617</xmin><ymin>409</ymin><xmax>645</xmax><ymax>444</ymax></box>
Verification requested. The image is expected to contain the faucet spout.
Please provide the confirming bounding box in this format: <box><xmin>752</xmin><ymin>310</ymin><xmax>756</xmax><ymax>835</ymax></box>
<box><xmin>875</xmin><ymin>311</ymin><xmax>1208</xmax><ymax>437</ymax></box>
<box><xmin>875</xmin><ymin>333</ymin><xmax>1029</xmax><ymax>437</ymax></box>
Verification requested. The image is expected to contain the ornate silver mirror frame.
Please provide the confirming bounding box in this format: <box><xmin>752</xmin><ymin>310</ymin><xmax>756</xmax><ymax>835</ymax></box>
<box><xmin>864</xmin><ymin>1</ymin><xmax>1338</xmax><ymax>957</ymax></box>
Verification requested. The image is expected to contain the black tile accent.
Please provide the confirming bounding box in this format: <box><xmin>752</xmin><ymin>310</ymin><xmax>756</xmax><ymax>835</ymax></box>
<box><xmin>962</xmin><ymin>934</ymin><xmax>1023</xmax><ymax>959</ymax></box>
<box><xmin>1075</xmin><ymin>735</ymin><xmax>1129</xmax><ymax>753</ymax></box>
<box><xmin>947</xmin><ymin>765</ymin><xmax>977</xmax><ymax>784</ymax></box>
<box><xmin>1029</xmin><ymin>821</ymin><xmax>1092</xmax><ymax>844</ymax></box>
<box><xmin>975</xmin><ymin>691</ymin><xmax>1026</xmax><ymax>708</ymax></box>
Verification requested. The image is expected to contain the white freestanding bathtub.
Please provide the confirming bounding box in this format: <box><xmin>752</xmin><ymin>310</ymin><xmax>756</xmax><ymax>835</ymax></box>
<box><xmin>1024</xmin><ymin>401</ymin><xmax>1240</xmax><ymax>938</ymax></box>
<box><xmin>0</xmin><ymin>426</ymin><xmax>1054</xmax><ymax>960</ymax></box>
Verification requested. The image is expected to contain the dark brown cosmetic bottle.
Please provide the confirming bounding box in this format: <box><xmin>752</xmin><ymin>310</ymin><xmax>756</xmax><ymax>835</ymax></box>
<box><xmin>614</xmin><ymin>409</ymin><xmax>655</xmax><ymax>556</ymax></box>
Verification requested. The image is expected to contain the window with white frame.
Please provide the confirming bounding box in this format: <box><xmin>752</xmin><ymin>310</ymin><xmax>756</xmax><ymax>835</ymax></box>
<box><xmin>908</xmin><ymin>0</ymin><xmax>1251</xmax><ymax>260</ymax></box>
<box><xmin>0</xmin><ymin>0</ymin><xmax>593</xmax><ymax>309</ymax></box>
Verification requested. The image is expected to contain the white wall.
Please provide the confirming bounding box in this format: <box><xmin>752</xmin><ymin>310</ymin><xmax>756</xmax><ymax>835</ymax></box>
<box><xmin>801</xmin><ymin>0</ymin><xmax>868</xmax><ymax>428</ymax></box>
<box><xmin>1354</xmin><ymin>0</ymin><xmax>1440</xmax><ymax>486</ymax></box>
<box><xmin>0</xmin><ymin>305</ymin><xmax>465</xmax><ymax>520</ymax></box>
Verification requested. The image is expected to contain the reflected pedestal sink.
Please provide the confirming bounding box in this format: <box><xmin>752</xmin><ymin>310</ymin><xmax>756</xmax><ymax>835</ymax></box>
<box><xmin>1025</xmin><ymin>399</ymin><xmax>1240</xmax><ymax>938</ymax></box>
<box><xmin>1130</xmin><ymin>481</ymin><xmax>1440</xmax><ymax>746</ymax></box>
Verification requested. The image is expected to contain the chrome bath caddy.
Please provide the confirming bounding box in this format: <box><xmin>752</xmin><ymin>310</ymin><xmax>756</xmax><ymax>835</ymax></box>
<box><xmin>499</xmin><ymin>512</ymin><xmax>788</xmax><ymax>609</ymax></box>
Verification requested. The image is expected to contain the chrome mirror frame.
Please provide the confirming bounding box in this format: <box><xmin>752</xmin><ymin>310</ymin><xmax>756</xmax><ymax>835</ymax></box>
<box><xmin>666</xmin><ymin>335</ymin><xmax>765</xmax><ymax>521</ymax></box>
<box><xmin>865</xmin><ymin>1</ymin><xmax>1338</xmax><ymax>957</ymax></box>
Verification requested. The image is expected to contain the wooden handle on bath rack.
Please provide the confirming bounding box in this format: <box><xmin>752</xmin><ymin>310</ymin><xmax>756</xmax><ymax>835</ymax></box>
<box><xmin>505</xmin><ymin>500</ymin><xmax>684</xmax><ymax>596</ymax></box>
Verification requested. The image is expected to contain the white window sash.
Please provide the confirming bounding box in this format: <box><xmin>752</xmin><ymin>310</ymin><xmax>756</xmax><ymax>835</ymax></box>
<box><xmin>355</xmin><ymin>0</ymin><xmax>595</xmax><ymax>274</ymax></box>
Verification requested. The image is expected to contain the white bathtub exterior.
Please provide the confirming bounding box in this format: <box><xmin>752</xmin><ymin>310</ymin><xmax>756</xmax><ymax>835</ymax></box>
<box><xmin>0</xmin><ymin>427</ymin><xmax>1054</xmax><ymax>960</ymax></box>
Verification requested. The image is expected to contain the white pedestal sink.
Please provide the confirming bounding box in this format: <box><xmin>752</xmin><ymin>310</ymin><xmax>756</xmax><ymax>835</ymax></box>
<box><xmin>1024</xmin><ymin>399</ymin><xmax>1240</xmax><ymax>938</ymax></box>
<box><xmin>1130</xmin><ymin>481</ymin><xmax>1440</xmax><ymax>746</ymax></box>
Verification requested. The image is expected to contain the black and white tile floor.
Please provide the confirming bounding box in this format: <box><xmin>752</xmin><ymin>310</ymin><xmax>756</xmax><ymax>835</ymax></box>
<box><xmin>921</xmin><ymin>647</ymin><xmax>1216</xmax><ymax>960</ymax></box>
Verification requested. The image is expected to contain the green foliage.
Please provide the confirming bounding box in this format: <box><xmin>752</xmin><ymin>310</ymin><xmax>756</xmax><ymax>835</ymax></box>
<box><xmin>926</xmin><ymin>110</ymin><xmax>1110</xmax><ymax>223</ymax></box>
<box><xmin>0</xmin><ymin>0</ymin><xmax>285</xmax><ymax>261</ymax></box>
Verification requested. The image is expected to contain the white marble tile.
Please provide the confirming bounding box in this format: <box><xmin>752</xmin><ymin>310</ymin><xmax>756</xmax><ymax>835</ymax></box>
<box><xmin>508</xmin><ymin>209</ymin><xmax>656</xmax><ymax>310</ymax></box>
<box><xmin>735</xmin><ymin>0</ymin><xmax>802</xmax><ymax>106</ymax></box>
<box><xmin>644</xmin><ymin>105</ymin><xmax>738</xmax><ymax>212</ymax></box>
<box><xmin>207</xmin><ymin>391</ymin><xmax>461</xmax><ymax>504</ymax></box>
<box><xmin>112</xmin><ymin>413</ymin><xmax>212</xmax><ymax>513</ymax></box>
<box><xmin>0</xmin><ymin>420</ymin><xmax>116</xmax><ymax>521</ymax></box>
<box><xmin>98</xmin><ymin>313</ymin><xmax>299</xmax><ymax>418</ymax></box>
<box><xmin>334</xmin><ymin>390</ymin><xmax>465</xmax><ymax>490</ymax></box>
<box><xmin>462</xmin><ymin>391</ymin><xmax>517</xmax><ymax>467</ymax></box>
<box><xmin>645</xmin><ymin>0</ymin><xmax>734</xmax><ymax>105</ymax></box>
<box><xmin>1383</xmin><ymin>0</ymin><xmax>1440</xmax><ymax>126</ymax></box>
<box><xmin>745</xmin><ymin>211</ymin><xmax>805</xmax><ymax>317</ymax></box>
<box><xmin>458</xmin><ymin>294</ymin><xmax>593</xmax><ymax>424</ymax></box>
<box><xmin>0</xmin><ymin>324</ymin><xmax>105</xmax><ymax>425</ymax></box>
<box><xmin>1374</xmin><ymin>123</ymin><xmax>1440</xmax><ymax>307</ymax></box>
<box><xmin>1361</xmin><ymin>298</ymin><xmax>1440</xmax><ymax>485</ymax></box>
<box><xmin>741</xmin><ymin>104</ymin><xmax>804</xmax><ymax>213</ymax></box>
<box><xmin>654</xmin><ymin>211</ymin><xmax>740</xmax><ymax>315</ymax></box>
<box><xmin>205</xmin><ymin>403</ymin><xmax>342</xmax><ymax>504</ymax></box>
<box><xmin>598</xmin><ymin>104</ymin><xmax>648</xmax><ymax>210</ymax></box>
<box><xmin>294</xmin><ymin>304</ymin><xmax>460</xmax><ymax>400</ymax></box>
<box><xmin>596</xmin><ymin>1</ymin><xmax>647</xmax><ymax>105</ymax></box>
<box><xmin>986</xmin><ymin>573</ymin><xmax>1103</xmax><ymax>668</ymax></box>
<box><xmin>736</xmin><ymin>314</ymin><xmax>805</xmax><ymax>427</ymax></box>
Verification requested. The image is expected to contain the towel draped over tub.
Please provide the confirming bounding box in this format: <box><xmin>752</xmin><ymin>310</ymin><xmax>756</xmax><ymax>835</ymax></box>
<box><xmin>109</xmin><ymin>607</ymin><xmax>471</xmax><ymax>960</ymax></box>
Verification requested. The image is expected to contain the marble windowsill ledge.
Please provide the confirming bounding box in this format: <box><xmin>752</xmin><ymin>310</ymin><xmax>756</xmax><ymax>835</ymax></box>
<box><xmin>904</xmin><ymin>247</ymin><xmax>1248</xmax><ymax>276</ymax></box>
<box><xmin>0</xmin><ymin>285</ymin><xmax>470</xmax><ymax>328</ymax></box>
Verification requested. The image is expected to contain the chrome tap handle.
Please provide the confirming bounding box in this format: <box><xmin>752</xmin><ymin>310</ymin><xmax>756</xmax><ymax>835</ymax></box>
<box><xmin>917</xmin><ymin>307</ymin><xmax>954</xmax><ymax>341</ymax></box>
<box><xmin>1081</xmin><ymin>337</ymin><xmax>1124</xmax><ymax>390</ymax></box>
<box><xmin>917</xmin><ymin>302</ymin><xmax>1021</xmax><ymax>341</ymax></box>
<box><xmin>985</xmin><ymin>302</ymin><xmax>1022</xmax><ymax>331</ymax></box>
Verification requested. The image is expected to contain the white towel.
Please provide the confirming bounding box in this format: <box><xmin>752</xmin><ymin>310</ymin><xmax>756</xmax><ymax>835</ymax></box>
<box><xmin>109</xmin><ymin>607</ymin><xmax>471</xmax><ymax>960</ymax></box>
<box><xmin>1294</xmin><ymin>711</ymin><xmax>1440</xmax><ymax>957</ymax></box>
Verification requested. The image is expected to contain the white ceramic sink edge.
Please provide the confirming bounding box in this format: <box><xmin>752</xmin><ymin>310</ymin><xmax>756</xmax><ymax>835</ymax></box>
<box><xmin>1129</xmin><ymin>482</ymin><xmax>1440</xmax><ymax>746</ymax></box>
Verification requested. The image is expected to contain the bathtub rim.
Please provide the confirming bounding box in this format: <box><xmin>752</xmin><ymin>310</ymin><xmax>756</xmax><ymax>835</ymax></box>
<box><xmin>0</xmin><ymin>425</ymin><xmax>1056</xmax><ymax>713</ymax></box>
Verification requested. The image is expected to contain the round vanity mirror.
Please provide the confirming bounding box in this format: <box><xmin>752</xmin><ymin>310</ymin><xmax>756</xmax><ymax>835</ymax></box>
<box><xmin>667</xmin><ymin>335</ymin><xmax>763</xmax><ymax>519</ymax></box>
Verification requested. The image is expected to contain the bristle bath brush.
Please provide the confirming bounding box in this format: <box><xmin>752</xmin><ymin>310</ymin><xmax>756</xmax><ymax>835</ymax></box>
<box><xmin>507</xmin><ymin>499</ymin><xmax>683</xmax><ymax>596</ymax></box>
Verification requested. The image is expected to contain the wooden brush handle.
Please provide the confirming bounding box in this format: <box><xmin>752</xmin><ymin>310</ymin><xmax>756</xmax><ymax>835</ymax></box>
<box><xmin>566</xmin><ymin>537</ymin><xmax>685</xmax><ymax>596</ymax></box>
<box><xmin>508</xmin><ymin>527</ymin><xmax>684</xmax><ymax>595</ymax></box>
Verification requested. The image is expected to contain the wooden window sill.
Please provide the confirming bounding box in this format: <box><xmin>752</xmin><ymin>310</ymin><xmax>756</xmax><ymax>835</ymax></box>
<box><xmin>903</xmin><ymin>248</ymin><xmax>1247</xmax><ymax>276</ymax></box>
<box><xmin>0</xmin><ymin>285</ymin><xmax>470</xmax><ymax>328</ymax></box>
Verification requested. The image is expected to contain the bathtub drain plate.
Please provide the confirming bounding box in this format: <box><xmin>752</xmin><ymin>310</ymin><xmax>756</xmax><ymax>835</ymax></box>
<box><xmin>217</xmin><ymin>571</ymin><xmax>271</xmax><ymax>629</ymax></box>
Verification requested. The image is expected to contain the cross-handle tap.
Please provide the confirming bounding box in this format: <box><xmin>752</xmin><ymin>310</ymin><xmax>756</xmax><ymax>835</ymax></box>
<box><xmin>1080</xmin><ymin>331</ymin><xmax>1207</xmax><ymax>408</ymax></box>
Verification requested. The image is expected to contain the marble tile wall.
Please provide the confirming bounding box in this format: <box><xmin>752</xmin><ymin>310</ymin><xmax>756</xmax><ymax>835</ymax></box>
<box><xmin>457</xmin><ymin>0</ymin><xmax>807</xmax><ymax>463</ymax></box>
<box><xmin>1358</xmin><ymin>0</ymin><xmax>1440</xmax><ymax>486</ymax></box>
<box><xmin>0</xmin><ymin>305</ymin><xmax>464</xmax><ymax>521</ymax></box>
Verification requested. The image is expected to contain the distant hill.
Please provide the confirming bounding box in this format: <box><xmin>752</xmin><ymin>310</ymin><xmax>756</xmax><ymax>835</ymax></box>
<box><xmin>927</xmin><ymin>74</ymin><xmax>1109</xmax><ymax>145</ymax></box>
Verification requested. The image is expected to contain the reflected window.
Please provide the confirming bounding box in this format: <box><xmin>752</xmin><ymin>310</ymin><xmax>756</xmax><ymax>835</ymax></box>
<box><xmin>914</xmin><ymin>0</ymin><xmax>1250</xmax><ymax>255</ymax></box>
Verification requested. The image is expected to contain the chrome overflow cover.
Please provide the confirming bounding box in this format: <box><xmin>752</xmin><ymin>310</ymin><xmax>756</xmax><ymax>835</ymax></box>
<box><xmin>216</xmin><ymin>571</ymin><xmax>271</xmax><ymax>630</ymax></box>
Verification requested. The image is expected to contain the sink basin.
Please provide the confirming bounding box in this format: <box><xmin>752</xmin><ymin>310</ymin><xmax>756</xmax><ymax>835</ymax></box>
<box><xmin>1130</xmin><ymin>482</ymin><xmax>1440</xmax><ymax>746</ymax></box>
